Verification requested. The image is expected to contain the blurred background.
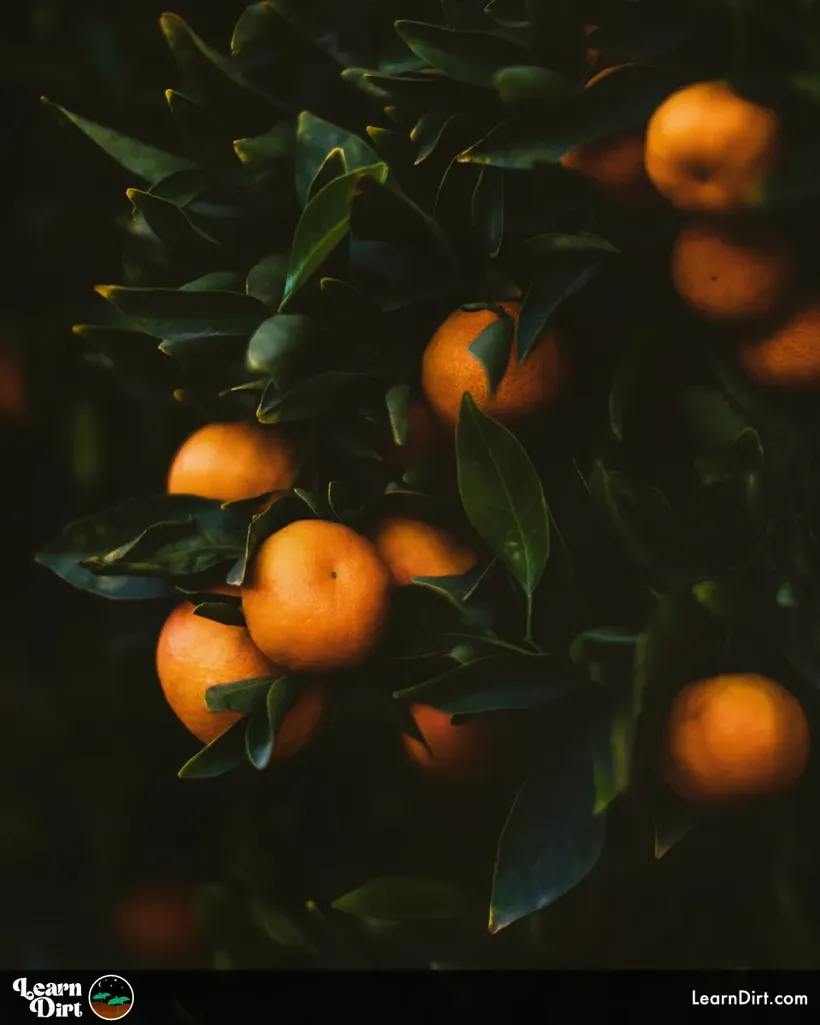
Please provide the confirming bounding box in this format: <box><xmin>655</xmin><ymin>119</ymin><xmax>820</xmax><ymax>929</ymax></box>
<box><xmin>0</xmin><ymin>0</ymin><xmax>259</xmax><ymax>970</ymax></box>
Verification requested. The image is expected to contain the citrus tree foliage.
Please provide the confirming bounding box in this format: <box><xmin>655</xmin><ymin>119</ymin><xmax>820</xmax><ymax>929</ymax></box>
<box><xmin>35</xmin><ymin>0</ymin><xmax>820</xmax><ymax>955</ymax></box>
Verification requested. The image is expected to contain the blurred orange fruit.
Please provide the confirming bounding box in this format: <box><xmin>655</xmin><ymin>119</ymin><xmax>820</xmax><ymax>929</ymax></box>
<box><xmin>373</xmin><ymin>516</ymin><xmax>478</xmax><ymax>585</ymax></box>
<box><xmin>738</xmin><ymin>300</ymin><xmax>820</xmax><ymax>387</ymax></box>
<box><xmin>401</xmin><ymin>704</ymin><xmax>498</xmax><ymax>784</ymax></box>
<box><xmin>662</xmin><ymin>674</ymin><xmax>809</xmax><ymax>804</ymax></box>
<box><xmin>645</xmin><ymin>81</ymin><xmax>780</xmax><ymax>213</ymax></box>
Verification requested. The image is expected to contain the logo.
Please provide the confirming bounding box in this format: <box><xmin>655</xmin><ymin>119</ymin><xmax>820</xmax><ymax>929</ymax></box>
<box><xmin>13</xmin><ymin>978</ymin><xmax>83</xmax><ymax>1018</ymax></box>
<box><xmin>88</xmin><ymin>976</ymin><xmax>134</xmax><ymax>1020</ymax></box>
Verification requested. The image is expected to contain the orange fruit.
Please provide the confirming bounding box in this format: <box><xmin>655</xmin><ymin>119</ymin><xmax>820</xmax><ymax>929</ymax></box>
<box><xmin>156</xmin><ymin>587</ymin><xmax>326</xmax><ymax>752</ymax></box>
<box><xmin>560</xmin><ymin>66</ymin><xmax>655</xmax><ymax>207</ymax></box>
<box><xmin>662</xmin><ymin>674</ymin><xmax>809</xmax><ymax>804</ymax></box>
<box><xmin>421</xmin><ymin>302</ymin><xmax>568</xmax><ymax>428</ymax></box>
<box><xmin>167</xmin><ymin>421</ymin><xmax>300</xmax><ymax>503</ymax></box>
<box><xmin>373</xmin><ymin>516</ymin><xmax>478</xmax><ymax>585</ymax></box>
<box><xmin>401</xmin><ymin>704</ymin><xmax>497</xmax><ymax>784</ymax></box>
<box><xmin>378</xmin><ymin>397</ymin><xmax>442</xmax><ymax>473</ymax></box>
<box><xmin>738</xmin><ymin>300</ymin><xmax>820</xmax><ymax>388</ymax></box>
<box><xmin>115</xmin><ymin>885</ymin><xmax>200</xmax><ymax>961</ymax></box>
<box><xmin>242</xmin><ymin>520</ymin><xmax>393</xmax><ymax>672</ymax></box>
<box><xmin>670</xmin><ymin>219</ymin><xmax>794</xmax><ymax>322</ymax></box>
<box><xmin>645</xmin><ymin>81</ymin><xmax>780</xmax><ymax>213</ymax></box>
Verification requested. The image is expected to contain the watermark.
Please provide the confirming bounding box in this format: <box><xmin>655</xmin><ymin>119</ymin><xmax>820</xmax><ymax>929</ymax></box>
<box><xmin>692</xmin><ymin>990</ymin><xmax>808</xmax><ymax>1007</ymax></box>
<box><xmin>12</xmin><ymin>975</ymin><xmax>134</xmax><ymax>1019</ymax></box>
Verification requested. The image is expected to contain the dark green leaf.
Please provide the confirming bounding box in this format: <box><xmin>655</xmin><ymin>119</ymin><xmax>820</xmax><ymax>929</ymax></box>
<box><xmin>94</xmin><ymin>286</ymin><xmax>268</xmax><ymax>341</ymax></box>
<box><xmin>246</xmin><ymin>253</ymin><xmax>289</xmax><ymax>308</ymax></box>
<box><xmin>127</xmin><ymin>188</ymin><xmax>219</xmax><ymax>250</ymax></box>
<box><xmin>182</xmin><ymin>271</ymin><xmax>245</xmax><ymax>292</ymax></box>
<box><xmin>695</xmin><ymin>428</ymin><xmax>764</xmax><ymax>486</ymax></box>
<box><xmin>471</xmin><ymin>166</ymin><xmax>505</xmax><ymax>257</ymax></box>
<box><xmin>570</xmin><ymin>627</ymin><xmax>639</xmax><ymax>682</ymax></box>
<box><xmin>385</xmin><ymin>383</ymin><xmax>412</xmax><ymax>446</ymax></box>
<box><xmin>258</xmin><ymin>371</ymin><xmax>369</xmax><ymax>424</ymax></box>
<box><xmin>295</xmin><ymin>112</ymin><xmax>380</xmax><ymax>206</ymax></box>
<box><xmin>193</xmin><ymin>601</ymin><xmax>246</xmax><ymax>627</ymax></box>
<box><xmin>165</xmin><ymin>90</ymin><xmax>225</xmax><ymax>161</ymax></box>
<box><xmin>456</xmin><ymin>394</ymin><xmax>549</xmax><ymax>600</ymax></box>
<box><xmin>467</xmin><ymin>317</ymin><xmax>514</xmax><ymax>397</ymax></box>
<box><xmin>246</xmin><ymin>315</ymin><xmax>316</xmax><ymax>388</ymax></box>
<box><xmin>411</xmin><ymin>561</ymin><xmax>496</xmax><ymax>606</ymax></box>
<box><xmin>234</xmin><ymin>121</ymin><xmax>297</xmax><ymax>175</ymax></box>
<box><xmin>485</xmin><ymin>0</ymin><xmax>529</xmax><ymax>29</ymax></box>
<box><xmin>280</xmin><ymin>163</ymin><xmax>389</xmax><ymax>308</ymax></box>
<box><xmin>393</xmin><ymin>653</ymin><xmax>574</xmax><ymax>714</ymax></box>
<box><xmin>331</xmin><ymin>877</ymin><xmax>474</xmax><ymax>921</ymax></box>
<box><xmin>249</xmin><ymin>899</ymin><xmax>316</xmax><ymax>952</ymax></box>
<box><xmin>227</xmin><ymin>492</ymin><xmax>316</xmax><ymax>587</ymax></box>
<box><xmin>35</xmin><ymin>496</ymin><xmax>222</xmax><ymax>599</ymax></box>
<box><xmin>518</xmin><ymin>259</ymin><xmax>600</xmax><ymax>362</ymax></box>
<box><xmin>459</xmin><ymin>64</ymin><xmax>679</xmax><ymax>168</ymax></box>
<box><xmin>678</xmin><ymin>386</ymin><xmax>750</xmax><ymax>455</ymax></box>
<box><xmin>206</xmin><ymin>677</ymin><xmax>276</xmax><ymax>716</ymax></box>
<box><xmin>520</xmin><ymin>232</ymin><xmax>619</xmax><ymax>259</ymax></box>
<box><xmin>411</xmin><ymin>111</ymin><xmax>459</xmax><ymax>164</ymax></box>
<box><xmin>42</xmin><ymin>99</ymin><xmax>194</xmax><ymax>183</ymax></box>
<box><xmin>394</xmin><ymin>21</ymin><xmax>523</xmax><ymax>88</ymax></box>
<box><xmin>493</xmin><ymin>66</ymin><xmax>570</xmax><ymax>104</ymax></box>
<box><xmin>489</xmin><ymin>737</ymin><xmax>605</xmax><ymax>932</ymax></box>
<box><xmin>178</xmin><ymin>718</ymin><xmax>247</xmax><ymax>779</ymax></box>
<box><xmin>308</xmin><ymin>147</ymin><xmax>348</xmax><ymax>202</ymax></box>
<box><xmin>231</xmin><ymin>2</ymin><xmax>278</xmax><ymax>54</ymax></box>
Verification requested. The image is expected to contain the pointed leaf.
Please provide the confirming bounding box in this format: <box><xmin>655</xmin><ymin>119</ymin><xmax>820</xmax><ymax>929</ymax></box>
<box><xmin>489</xmin><ymin>739</ymin><xmax>606</xmax><ymax>932</ymax></box>
<box><xmin>43</xmin><ymin>99</ymin><xmax>194</xmax><ymax>183</ymax></box>
<box><xmin>193</xmin><ymin>601</ymin><xmax>246</xmax><ymax>627</ymax></box>
<box><xmin>246</xmin><ymin>315</ymin><xmax>316</xmax><ymax>387</ymax></box>
<box><xmin>471</xmin><ymin>166</ymin><xmax>505</xmax><ymax>257</ymax></box>
<box><xmin>308</xmin><ymin>147</ymin><xmax>348</xmax><ymax>203</ymax></box>
<box><xmin>280</xmin><ymin>162</ymin><xmax>389</xmax><ymax>308</ymax></box>
<box><xmin>456</xmin><ymin>394</ymin><xmax>549</xmax><ymax>599</ymax></box>
<box><xmin>332</xmin><ymin>877</ymin><xmax>474</xmax><ymax>921</ymax></box>
<box><xmin>127</xmin><ymin>188</ymin><xmax>219</xmax><ymax>250</ymax></box>
<box><xmin>385</xmin><ymin>383</ymin><xmax>412</xmax><ymax>446</ymax></box>
<box><xmin>227</xmin><ymin>492</ymin><xmax>316</xmax><ymax>587</ymax></box>
<box><xmin>246</xmin><ymin>253</ymin><xmax>289</xmax><ymax>308</ymax></box>
<box><xmin>234</xmin><ymin>121</ymin><xmax>297</xmax><ymax>175</ymax></box>
<box><xmin>257</xmin><ymin>371</ymin><xmax>369</xmax><ymax>424</ymax></box>
<box><xmin>412</xmin><ymin>111</ymin><xmax>459</xmax><ymax>164</ymax></box>
<box><xmin>94</xmin><ymin>286</ymin><xmax>268</xmax><ymax>341</ymax></box>
<box><xmin>295</xmin><ymin>112</ymin><xmax>379</xmax><ymax>206</ymax></box>
<box><xmin>467</xmin><ymin>317</ymin><xmax>514</xmax><ymax>397</ymax></box>
<box><xmin>393</xmin><ymin>653</ymin><xmax>575</xmax><ymax>714</ymax></box>
<box><xmin>394</xmin><ymin>21</ymin><xmax>523</xmax><ymax>88</ymax></box>
<box><xmin>178</xmin><ymin>718</ymin><xmax>247</xmax><ymax>779</ymax></box>
<box><xmin>206</xmin><ymin>677</ymin><xmax>276</xmax><ymax>716</ymax></box>
<box><xmin>493</xmin><ymin>66</ymin><xmax>570</xmax><ymax>104</ymax></box>
<box><xmin>518</xmin><ymin>259</ymin><xmax>600</xmax><ymax>362</ymax></box>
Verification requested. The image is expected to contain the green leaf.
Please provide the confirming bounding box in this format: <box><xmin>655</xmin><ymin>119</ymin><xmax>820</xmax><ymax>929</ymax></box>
<box><xmin>182</xmin><ymin>271</ymin><xmax>245</xmax><ymax>293</ymax></box>
<box><xmin>331</xmin><ymin>877</ymin><xmax>474</xmax><ymax>921</ymax></box>
<box><xmin>280</xmin><ymin>162</ymin><xmax>389</xmax><ymax>309</ymax></box>
<box><xmin>519</xmin><ymin>232</ymin><xmax>619</xmax><ymax>259</ymax></box>
<box><xmin>394</xmin><ymin>21</ymin><xmax>523</xmax><ymax>88</ymax></box>
<box><xmin>257</xmin><ymin>371</ymin><xmax>369</xmax><ymax>424</ymax></box>
<box><xmin>252</xmin><ymin>676</ymin><xmax>300</xmax><ymax>768</ymax></box>
<box><xmin>570</xmin><ymin>627</ymin><xmax>639</xmax><ymax>684</ymax></box>
<box><xmin>489</xmin><ymin>737</ymin><xmax>606</xmax><ymax>932</ymax></box>
<box><xmin>471</xmin><ymin>166</ymin><xmax>505</xmax><ymax>257</ymax></box>
<box><xmin>385</xmin><ymin>383</ymin><xmax>412</xmax><ymax>446</ymax></box>
<box><xmin>411</xmin><ymin>111</ymin><xmax>459</xmax><ymax>164</ymax></box>
<box><xmin>308</xmin><ymin>147</ymin><xmax>348</xmax><ymax>203</ymax></box>
<box><xmin>246</xmin><ymin>253</ymin><xmax>289</xmax><ymax>308</ymax></box>
<box><xmin>35</xmin><ymin>496</ymin><xmax>222</xmax><ymax>599</ymax></box>
<box><xmin>459</xmin><ymin>64</ymin><xmax>679</xmax><ymax>168</ymax></box>
<box><xmin>485</xmin><ymin>0</ymin><xmax>529</xmax><ymax>29</ymax></box>
<box><xmin>227</xmin><ymin>492</ymin><xmax>316</xmax><ymax>587</ymax></box>
<box><xmin>193</xmin><ymin>601</ymin><xmax>246</xmax><ymax>627</ymax></box>
<box><xmin>42</xmin><ymin>98</ymin><xmax>194</xmax><ymax>183</ymax></box>
<box><xmin>295</xmin><ymin>112</ymin><xmax>380</xmax><ymax>206</ymax></box>
<box><xmin>411</xmin><ymin>561</ymin><xmax>496</xmax><ymax>606</ymax></box>
<box><xmin>205</xmin><ymin>677</ymin><xmax>277</xmax><ymax>716</ymax></box>
<box><xmin>467</xmin><ymin>317</ymin><xmax>514</xmax><ymax>397</ymax></box>
<box><xmin>165</xmin><ymin>90</ymin><xmax>225</xmax><ymax>162</ymax></box>
<box><xmin>231</xmin><ymin>2</ymin><xmax>278</xmax><ymax>55</ymax></box>
<box><xmin>178</xmin><ymin>718</ymin><xmax>247</xmax><ymax>779</ymax></box>
<box><xmin>246</xmin><ymin>315</ymin><xmax>316</xmax><ymax>388</ymax></box>
<box><xmin>493</xmin><ymin>66</ymin><xmax>570</xmax><ymax>104</ymax></box>
<box><xmin>81</xmin><ymin>507</ymin><xmax>245</xmax><ymax>579</ymax></box>
<box><xmin>127</xmin><ymin>188</ymin><xmax>219</xmax><ymax>251</ymax></box>
<box><xmin>456</xmin><ymin>395</ymin><xmax>550</xmax><ymax>614</ymax></box>
<box><xmin>94</xmin><ymin>286</ymin><xmax>268</xmax><ymax>341</ymax></box>
<box><xmin>653</xmin><ymin>791</ymin><xmax>697</xmax><ymax>859</ymax></box>
<box><xmin>695</xmin><ymin>428</ymin><xmax>765</xmax><ymax>486</ymax></box>
<box><xmin>589</xmin><ymin>462</ymin><xmax>697</xmax><ymax>588</ymax></box>
<box><xmin>249</xmin><ymin>899</ymin><xmax>316</xmax><ymax>952</ymax></box>
<box><xmin>517</xmin><ymin>258</ymin><xmax>601</xmax><ymax>362</ymax></box>
<box><xmin>393</xmin><ymin>653</ymin><xmax>575</xmax><ymax>714</ymax></box>
<box><xmin>234</xmin><ymin>121</ymin><xmax>297</xmax><ymax>175</ymax></box>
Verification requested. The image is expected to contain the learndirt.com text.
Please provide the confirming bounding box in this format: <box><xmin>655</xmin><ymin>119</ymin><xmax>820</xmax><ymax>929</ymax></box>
<box><xmin>693</xmin><ymin>990</ymin><xmax>808</xmax><ymax>1006</ymax></box>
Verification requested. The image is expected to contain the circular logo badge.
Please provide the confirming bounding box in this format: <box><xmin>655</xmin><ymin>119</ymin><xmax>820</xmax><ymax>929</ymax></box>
<box><xmin>88</xmin><ymin>976</ymin><xmax>134</xmax><ymax>1019</ymax></box>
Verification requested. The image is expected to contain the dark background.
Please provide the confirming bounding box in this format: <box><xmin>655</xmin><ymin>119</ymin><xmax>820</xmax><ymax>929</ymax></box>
<box><xmin>0</xmin><ymin>0</ymin><xmax>259</xmax><ymax>970</ymax></box>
